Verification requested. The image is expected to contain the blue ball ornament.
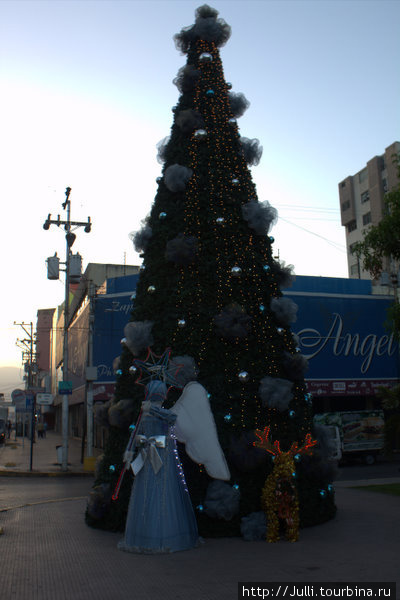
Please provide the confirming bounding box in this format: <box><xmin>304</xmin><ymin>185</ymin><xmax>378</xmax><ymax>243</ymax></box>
<box><xmin>328</xmin><ymin>484</ymin><xmax>333</xmax><ymax>493</ymax></box>
<box><xmin>196</xmin><ymin>504</ymin><xmax>204</xmax><ymax>512</ymax></box>
<box><xmin>159</xmin><ymin>212</ymin><xmax>167</xmax><ymax>219</ymax></box>
<box><xmin>294</xmin><ymin>453</ymin><xmax>301</xmax><ymax>462</ymax></box>
<box><xmin>232</xmin><ymin>484</ymin><xmax>240</xmax><ymax>490</ymax></box>
<box><xmin>263</xmin><ymin>265</ymin><xmax>270</xmax><ymax>272</ymax></box>
<box><xmin>224</xmin><ymin>413</ymin><xmax>232</xmax><ymax>422</ymax></box>
<box><xmin>269</xmin><ymin>236</ymin><xmax>275</xmax><ymax>243</ymax></box>
<box><xmin>116</xmin><ymin>369</ymin><xmax>123</xmax><ymax>377</ymax></box>
<box><xmin>206</xmin><ymin>89</ymin><xmax>215</xmax><ymax>97</ymax></box>
<box><xmin>319</xmin><ymin>489</ymin><xmax>327</xmax><ymax>497</ymax></box>
<box><xmin>289</xmin><ymin>410</ymin><xmax>296</xmax><ymax>418</ymax></box>
<box><xmin>259</xmin><ymin>304</ymin><xmax>265</xmax><ymax>312</ymax></box>
<box><xmin>129</xmin><ymin>424</ymin><xmax>136</xmax><ymax>432</ymax></box>
<box><xmin>109</xmin><ymin>465</ymin><xmax>116</xmax><ymax>473</ymax></box>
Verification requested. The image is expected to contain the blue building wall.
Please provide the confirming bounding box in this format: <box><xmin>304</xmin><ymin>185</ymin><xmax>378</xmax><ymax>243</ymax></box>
<box><xmin>91</xmin><ymin>274</ymin><xmax>399</xmax><ymax>403</ymax></box>
<box><xmin>283</xmin><ymin>276</ymin><xmax>399</xmax><ymax>400</ymax></box>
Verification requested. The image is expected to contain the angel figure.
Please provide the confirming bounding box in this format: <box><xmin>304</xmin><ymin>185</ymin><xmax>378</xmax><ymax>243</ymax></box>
<box><xmin>118</xmin><ymin>379</ymin><xmax>230</xmax><ymax>554</ymax></box>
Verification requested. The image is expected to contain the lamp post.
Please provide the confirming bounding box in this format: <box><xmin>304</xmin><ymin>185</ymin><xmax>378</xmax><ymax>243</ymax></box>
<box><xmin>14</xmin><ymin>321</ymin><xmax>37</xmax><ymax>470</ymax></box>
<box><xmin>43</xmin><ymin>187</ymin><xmax>92</xmax><ymax>471</ymax></box>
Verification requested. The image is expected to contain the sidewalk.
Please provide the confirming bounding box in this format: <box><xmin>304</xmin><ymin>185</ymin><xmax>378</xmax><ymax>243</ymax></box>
<box><xmin>1</xmin><ymin>433</ymin><xmax>399</xmax><ymax>599</ymax></box>
<box><xmin>0</xmin><ymin>430</ymin><xmax>102</xmax><ymax>476</ymax></box>
<box><xmin>2</xmin><ymin>430</ymin><xmax>400</xmax><ymax>487</ymax></box>
<box><xmin>0</xmin><ymin>474</ymin><xmax>399</xmax><ymax>599</ymax></box>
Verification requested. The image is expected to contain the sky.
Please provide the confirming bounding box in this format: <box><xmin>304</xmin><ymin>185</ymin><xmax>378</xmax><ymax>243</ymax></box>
<box><xmin>0</xmin><ymin>0</ymin><xmax>399</xmax><ymax>371</ymax></box>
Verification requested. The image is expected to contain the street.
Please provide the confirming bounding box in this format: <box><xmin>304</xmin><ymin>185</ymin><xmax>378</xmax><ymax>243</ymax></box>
<box><xmin>0</xmin><ymin>476</ymin><xmax>93</xmax><ymax>511</ymax></box>
<box><xmin>0</xmin><ymin>466</ymin><xmax>399</xmax><ymax>600</ymax></box>
<box><xmin>1</xmin><ymin>456</ymin><xmax>400</xmax><ymax>511</ymax></box>
<box><xmin>336</xmin><ymin>454</ymin><xmax>400</xmax><ymax>481</ymax></box>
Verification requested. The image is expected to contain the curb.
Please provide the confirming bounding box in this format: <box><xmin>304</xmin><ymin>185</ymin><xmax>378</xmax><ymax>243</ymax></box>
<box><xmin>0</xmin><ymin>469</ymin><xmax>94</xmax><ymax>478</ymax></box>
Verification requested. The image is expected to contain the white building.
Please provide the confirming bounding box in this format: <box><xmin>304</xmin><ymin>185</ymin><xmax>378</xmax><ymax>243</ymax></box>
<box><xmin>339</xmin><ymin>141</ymin><xmax>400</xmax><ymax>280</ymax></box>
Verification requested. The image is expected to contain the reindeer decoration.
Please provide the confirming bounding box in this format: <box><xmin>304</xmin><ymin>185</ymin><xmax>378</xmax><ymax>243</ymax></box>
<box><xmin>254</xmin><ymin>426</ymin><xmax>317</xmax><ymax>543</ymax></box>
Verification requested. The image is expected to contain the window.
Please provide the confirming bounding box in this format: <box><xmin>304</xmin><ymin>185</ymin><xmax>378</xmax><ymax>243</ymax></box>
<box><xmin>341</xmin><ymin>200</ymin><xmax>350</xmax><ymax>211</ymax></box>
<box><xmin>341</xmin><ymin>181</ymin><xmax>346</xmax><ymax>188</ymax></box>
<box><xmin>362</xmin><ymin>212</ymin><xmax>372</xmax><ymax>226</ymax></box>
<box><xmin>349</xmin><ymin>243</ymin><xmax>357</xmax><ymax>255</ymax></box>
<box><xmin>347</xmin><ymin>220</ymin><xmax>357</xmax><ymax>233</ymax></box>
<box><xmin>383</xmin><ymin>178</ymin><xmax>388</xmax><ymax>193</ymax></box>
<box><xmin>358</xmin><ymin>168</ymin><xmax>368</xmax><ymax>183</ymax></box>
<box><xmin>350</xmin><ymin>264</ymin><xmax>360</xmax><ymax>276</ymax></box>
<box><xmin>361</xmin><ymin>190</ymin><xmax>369</xmax><ymax>203</ymax></box>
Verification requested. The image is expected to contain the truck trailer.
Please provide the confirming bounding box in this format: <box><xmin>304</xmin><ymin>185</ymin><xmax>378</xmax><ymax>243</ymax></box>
<box><xmin>314</xmin><ymin>410</ymin><xmax>385</xmax><ymax>465</ymax></box>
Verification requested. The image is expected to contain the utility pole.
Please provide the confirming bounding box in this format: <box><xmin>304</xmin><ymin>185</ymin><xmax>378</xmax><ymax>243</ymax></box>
<box><xmin>85</xmin><ymin>281</ymin><xmax>97</xmax><ymax>464</ymax></box>
<box><xmin>14</xmin><ymin>321</ymin><xmax>36</xmax><ymax>471</ymax></box>
<box><xmin>43</xmin><ymin>187</ymin><xmax>92</xmax><ymax>472</ymax></box>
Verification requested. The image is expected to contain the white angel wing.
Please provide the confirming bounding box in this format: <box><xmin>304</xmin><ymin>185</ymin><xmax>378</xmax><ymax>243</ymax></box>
<box><xmin>171</xmin><ymin>381</ymin><xmax>230</xmax><ymax>481</ymax></box>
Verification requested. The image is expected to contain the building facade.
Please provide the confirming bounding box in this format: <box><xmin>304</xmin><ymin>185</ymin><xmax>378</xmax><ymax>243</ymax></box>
<box><xmin>40</xmin><ymin>271</ymin><xmax>400</xmax><ymax>451</ymax></box>
<box><xmin>37</xmin><ymin>263</ymin><xmax>139</xmax><ymax>438</ymax></box>
<box><xmin>284</xmin><ymin>276</ymin><xmax>399</xmax><ymax>413</ymax></box>
<box><xmin>339</xmin><ymin>141</ymin><xmax>400</xmax><ymax>279</ymax></box>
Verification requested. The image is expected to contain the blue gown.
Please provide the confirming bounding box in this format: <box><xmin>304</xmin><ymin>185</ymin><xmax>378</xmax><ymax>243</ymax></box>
<box><xmin>118</xmin><ymin>404</ymin><xmax>199</xmax><ymax>554</ymax></box>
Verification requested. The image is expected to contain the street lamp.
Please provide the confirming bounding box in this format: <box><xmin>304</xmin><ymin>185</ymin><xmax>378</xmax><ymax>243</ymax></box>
<box><xmin>43</xmin><ymin>187</ymin><xmax>92</xmax><ymax>472</ymax></box>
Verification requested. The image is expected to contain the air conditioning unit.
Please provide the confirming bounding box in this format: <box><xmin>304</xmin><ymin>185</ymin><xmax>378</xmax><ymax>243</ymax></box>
<box><xmin>47</xmin><ymin>254</ymin><xmax>60</xmax><ymax>280</ymax></box>
<box><xmin>69</xmin><ymin>253</ymin><xmax>82</xmax><ymax>283</ymax></box>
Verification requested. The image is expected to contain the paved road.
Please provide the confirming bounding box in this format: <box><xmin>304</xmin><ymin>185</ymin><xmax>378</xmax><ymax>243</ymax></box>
<box><xmin>336</xmin><ymin>455</ymin><xmax>400</xmax><ymax>481</ymax></box>
<box><xmin>0</xmin><ymin>482</ymin><xmax>399</xmax><ymax>600</ymax></box>
<box><xmin>1</xmin><ymin>437</ymin><xmax>399</xmax><ymax>599</ymax></box>
<box><xmin>1</xmin><ymin>459</ymin><xmax>399</xmax><ymax>511</ymax></box>
<box><xmin>0</xmin><ymin>476</ymin><xmax>92</xmax><ymax>510</ymax></box>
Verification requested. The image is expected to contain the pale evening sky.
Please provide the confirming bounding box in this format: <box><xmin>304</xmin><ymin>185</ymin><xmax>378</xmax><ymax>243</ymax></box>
<box><xmin>0</xmin><ymin>0</ymin><xmax>399</xmax><ymax>371</ymax></box>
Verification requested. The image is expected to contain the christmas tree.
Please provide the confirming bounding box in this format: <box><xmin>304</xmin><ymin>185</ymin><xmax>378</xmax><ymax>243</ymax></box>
<box><xmin>86</xmin><ymin>5</ymin><xmax>336</xmax><ymax>538</ymax></box>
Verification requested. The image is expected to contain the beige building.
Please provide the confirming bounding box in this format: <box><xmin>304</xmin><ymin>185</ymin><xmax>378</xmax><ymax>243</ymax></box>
<box><xmin>339</xmin><ymin>141</ymin><xmax>400</xmax><ymax>280</ymax></box>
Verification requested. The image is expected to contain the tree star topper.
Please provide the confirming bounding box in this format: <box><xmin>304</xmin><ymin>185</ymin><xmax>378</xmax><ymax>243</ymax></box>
<box><xmin>132</xmin><ymin>347</ymin><xmax>183</xmax><ymax>389</ymax></box>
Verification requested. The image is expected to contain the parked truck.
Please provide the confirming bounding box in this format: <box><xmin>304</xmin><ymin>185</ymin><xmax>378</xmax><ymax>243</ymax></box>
<box><xmin>314</xmin><ymin>410</ymin><xmax>385</xmax><ymax>465</ymax></box>
<box><xmin>0</xmin><ymin>406</ymin><xmax>9</xmax><ymax>445</ymax></box>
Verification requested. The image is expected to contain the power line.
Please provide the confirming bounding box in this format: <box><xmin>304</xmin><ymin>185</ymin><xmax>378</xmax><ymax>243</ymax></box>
<box><xmin>278</xmin><ymin>216</ymin><xmax>347</xmax><ymax>253</ymax></box>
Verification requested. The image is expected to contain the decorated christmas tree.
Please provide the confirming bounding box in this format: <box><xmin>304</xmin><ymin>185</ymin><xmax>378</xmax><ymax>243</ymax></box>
<box><xmin>86</xmin><ymin>5</ymin><xmax>336</xmax><ymax>539</ymax></box>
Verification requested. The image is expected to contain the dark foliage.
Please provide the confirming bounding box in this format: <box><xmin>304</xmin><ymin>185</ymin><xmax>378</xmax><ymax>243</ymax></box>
<box><xmin>174</xmin><ymin>4</ymin><xmax>231</xmax><ymax>54</ymax></box>
<box><xmin>229</xmin><ymin>92</ymin><xmax>250</xmax><ymax>118</ymax></box>
<box><xmin>242</xmin><ymin>200</ymin><xmax>277</xmax><ymax>235</ymax></box>
<box><xmin>239</xmin><ymin>137</ymin><xmax>263</xmax><ymax>166</ymax></box>
<box><xmin>176</xmin><ymin>109</ymin><xmax>205</xmax><ymax>134</ymax></box>
<box><xmin>173</xmin><ymin>64</ymin><xmax>201</xmax><ymax>93</ymax></box>
<box><xmin>214</xmin><ymin>304</ymin><xmax>252</xmax><ymax>340</ymax></box>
